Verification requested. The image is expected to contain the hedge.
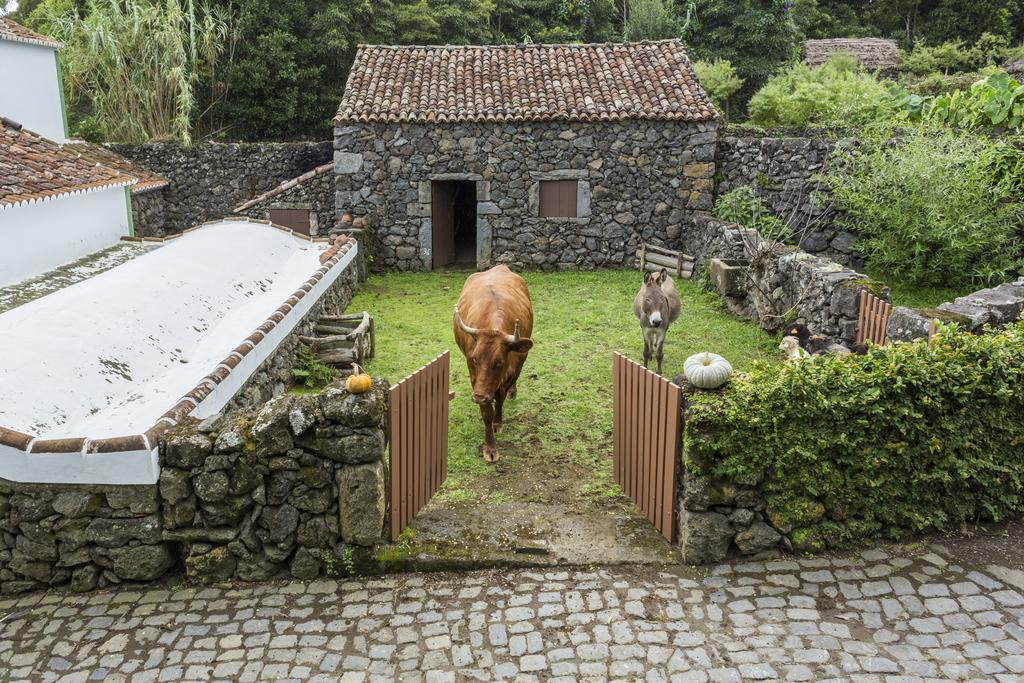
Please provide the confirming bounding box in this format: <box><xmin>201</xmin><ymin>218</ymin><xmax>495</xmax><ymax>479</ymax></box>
<box><xmin>684</xmin><ymin>322</ymin><xmax>1024</xmax><ymax>550</ymax></box>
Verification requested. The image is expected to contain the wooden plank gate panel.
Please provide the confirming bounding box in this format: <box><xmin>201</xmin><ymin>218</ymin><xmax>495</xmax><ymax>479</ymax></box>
<box><xmin>612</xmin><ymin>353</ymin><xmax>682</xmax><ymax>542</ymax></box>
<box><xmin>388</xmin><ymin>351</ymin><xmax>449</xmax><ymax>542</ymax></box>
<box><xmin>856</xmin><ymin>291</ymin><xmax>893</xmax><ymax>347</ymax></box>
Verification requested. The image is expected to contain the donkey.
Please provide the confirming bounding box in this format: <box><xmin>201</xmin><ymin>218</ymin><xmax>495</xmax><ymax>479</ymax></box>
<box><xmin>633</xmin><ymin>268</ymin><xmax>681</xmax><ymax>375</ymax></box>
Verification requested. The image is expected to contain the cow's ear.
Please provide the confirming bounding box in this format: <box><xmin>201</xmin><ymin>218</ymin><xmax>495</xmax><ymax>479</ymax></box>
<box><xmin>507</xmin><ymin>338</ymin><xmax>533</xmax><ymax>353</ymax></box>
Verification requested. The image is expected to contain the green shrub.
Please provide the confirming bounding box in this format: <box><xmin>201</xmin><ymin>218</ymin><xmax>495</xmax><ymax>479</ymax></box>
<box><xmin>693</xmin><ymin>59</ymin><xmax>744</xmax><ymax>120</ymax></box>
<box><xmin>919</xmin><ymin>71</ymin><xmax>1024</xmax><ymax>131</ymax></box>
<box><xmin>713</xmin><ymin>186</ymin><xmax>791</xmax><ymax>242</ymax></box>
<box><xmin>825</xmin><ymin>127</ymin><xmax>1023</xmax><ymax>287</ymax></box>
<box><xmin>292</xmin><ymin>345</ymin><xmax>339</xmax><ymax>390</ymax></box>
<box><xmin>685</xmin><ymin>322</ymin><xmax>1024</xmax><ymax>546</ymax></box>
<box><xmin>747</xmin><ymin>54</ymin><xmax>897</xmax><ymax>128</ymax></box>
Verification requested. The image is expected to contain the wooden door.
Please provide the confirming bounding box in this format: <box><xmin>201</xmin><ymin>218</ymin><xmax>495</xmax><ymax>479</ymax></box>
<box><xmin>268</xmin><ymin>208</ymin><xmax>311</xmax><ymax>236</ymax></box>
<box><xmin>431</xmin><ymin>182</ymin><xmax>455</xmax><ymax>269</ymax></box>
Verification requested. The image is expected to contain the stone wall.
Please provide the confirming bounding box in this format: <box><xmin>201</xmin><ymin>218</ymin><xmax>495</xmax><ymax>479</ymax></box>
<box><xmin>0</xmin><ymin>481</ymin><xmax>169</xmax><ymax>594</ymax></box>
<box><xmin>715</xmin><ymin>129</ymin><xmax>860</xmax><ymax>267</ymax></box>
<box><xmin>130</xmin><ymin>190</ymin><xmax>166</xmax><ymax>239</ymax></box>
<box><xmin>234</xmin><ymin>165</ymin><xmax>335</xmax><ymax>238</ymax></box>
<box><xmin>160</xmin><ymin>381</ymin><xmax>388</xmax><ymax>584</ymax></box>
<box><xmin>689</xmin><ymin>217</ymin><xmax>887</xmax><ymax>344</ymax></box>
<box><xmin>108</xmin><ymin>141</ymin><xmax>332</xmax><ymax>235</ymax></box>
<box><xmin>334</xmin><ymin>120</ymin><xmax>718</xmax><ymax>271</ymax></box>
<box><xmin>888</xmin><ymin>277</ymin><xmax>1024</xmax><ymax>342</ymax></box>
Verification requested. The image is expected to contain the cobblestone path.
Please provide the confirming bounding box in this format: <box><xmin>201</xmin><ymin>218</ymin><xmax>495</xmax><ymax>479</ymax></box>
<box><xmin>3</xmin><ymin>546</ymin><xmax>1024</xmax><ymax>682</ymax></box>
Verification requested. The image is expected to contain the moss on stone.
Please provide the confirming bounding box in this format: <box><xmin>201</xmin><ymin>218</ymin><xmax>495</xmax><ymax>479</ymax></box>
<box><xmin>844</xmin><ymin>278</ymin><xmax>887</xmax><ymax>298</ymax></box>
<box><xmin>912</xmin><ymin>308</ymin><xmax>971</xmax><ymax>325</ymax></box>
<box><xmin>790</xmin><ymin>527</ymin><xmax>827</xmax><ymax>553</ymax></box>
<box><xmin>766</xmin><ymin>496</ymin><xmax>825</xmax><ymax>533</ymax></box>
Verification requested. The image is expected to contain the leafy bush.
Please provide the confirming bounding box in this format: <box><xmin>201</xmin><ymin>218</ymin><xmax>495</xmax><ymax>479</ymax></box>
<box><xmin>918</xmin><ymin>71</ymin><xmax>1024</xmax><ymax>131</ymax></box>
<box><xmin>686</xmin><ymin>322</ymin><xmax>1024</xmax><ymax>548</ymax></box>
<box><xmin>713</xmin><ymin>186</ymin><xmax>790</xmax><ymax>242</ymax></box>
<box><xmin>292</xmin><ymin>345</ymin><xmax>339</xmax><ymax>390</ymax></box>
<box><xmin>825</xmin><ymin>128</ymin><xmax>1023</xmax><ymax>287</ymax></box>
<box><xmin>747</xmin><ymin>54</ymin><xmax>897</xmax><ymax>128</ymax></box>
<box><xmin>693</xmin><ymin>59</ymin><xmax>744</xmax><ymax>120</ymax></box>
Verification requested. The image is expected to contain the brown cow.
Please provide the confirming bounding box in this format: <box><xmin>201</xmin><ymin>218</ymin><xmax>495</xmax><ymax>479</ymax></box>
<box><xmin>453</xmin><ymin>265</ymin><xmax>534</xmax><ymax>463</ymax></box>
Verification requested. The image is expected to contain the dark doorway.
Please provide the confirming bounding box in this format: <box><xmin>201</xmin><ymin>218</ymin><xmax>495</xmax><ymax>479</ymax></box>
<box><xmin>431</xmin><ymin>180</ymin><xmax>477</xmax><ymax>269</ymax></box>
<box><xmin>269</xmin><ymin>208</ymin><xmax>311</xmax><ymax>236</ymax></box>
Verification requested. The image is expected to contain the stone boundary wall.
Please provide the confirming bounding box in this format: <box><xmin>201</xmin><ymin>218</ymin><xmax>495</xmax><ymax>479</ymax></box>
<box><xmin>108</xmin><ymin>141</ymin><xmax>332</xmax><ymax>236</ymax></box>
<box><xmin>0</xmin><ymin>377</ymin><xmax>386</xmax><ymax>595</ymax></box>
<box><xmin>888</xmin><ymin>277</ymin><xmax>1024</xmax><ymax>342</ymax></box>
<box><xmin>233</xmin><ymin>163</ymin><xmax>335</xmax><ymax>239</ymax></box>
<box><xmin>687</xmin><ymin>217</ymin><xmax>887</xmax><ymax>344</ymax></box>
<box><xmin>714</xmin><ymin>130</ymin><xmax>861</xmax><ymax>268</ymax></box>
<box><xmin>334</xmin><ymin>120</ymin><xmax>718</xmax><ymax>271</ymax></box>
<box><xmin>160</xmin><ymin>382</ymin><xmax>388</xmax><ymax>584</ymax></box>
<box><xmin>0</xmin><ymin>241</ymin><xmax>362</xmax><ymax>594</ymax></box>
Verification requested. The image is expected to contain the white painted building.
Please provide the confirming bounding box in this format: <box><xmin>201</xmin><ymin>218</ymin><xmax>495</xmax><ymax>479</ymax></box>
<box><xmin>0</xmin><ymin>16</ymin><xmax>67</xmax><ymax>142</ymax></box>
<box><xmin>0</xmin><ymin>120</ymin><xmax>136</xmax><ymax>287</ymax></box>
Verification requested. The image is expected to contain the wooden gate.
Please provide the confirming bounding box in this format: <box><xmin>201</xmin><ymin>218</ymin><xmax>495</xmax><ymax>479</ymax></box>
<box><xmin>612</xmin><ymin>353</ymin><xmax>683</xmax><ymax>542</ymax></box>
<box><xmin>388</xmin><ymin>351</ymin><xmax>450</xmax><ymax>541</ymax></box>
<box><xmin>856</xmin><ymin>290</ymin><xmax>893</xmax><ymax>347</ymax></box>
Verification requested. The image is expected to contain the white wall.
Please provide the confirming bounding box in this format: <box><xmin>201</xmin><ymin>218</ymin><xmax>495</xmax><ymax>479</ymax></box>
<box><xmin>0</xmin><ymin>186</ymin><xmax>131</xmax><ymax>287</ymax></box>
<box><xmin>0</xmin><ymin>39</ymin><xmax>66</xmax><ymax>142</ymax></box>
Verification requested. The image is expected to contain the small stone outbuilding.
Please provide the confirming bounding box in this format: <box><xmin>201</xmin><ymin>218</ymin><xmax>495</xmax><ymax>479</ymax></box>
<box><xmin>801</xmin><ymin>38</ymin><xmax>900</xmax><ymax>77</ymax></box>
<box><xmin>333</xmin><ymin>40</ymin><xmax>720</xmax><ymax>271</ymax></box>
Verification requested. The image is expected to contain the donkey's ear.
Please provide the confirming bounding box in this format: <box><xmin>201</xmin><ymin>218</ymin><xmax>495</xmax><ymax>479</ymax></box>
<box><xmin>659</xmin><ymin>267</ymin><xmax>668</xmax><ymax>282</ymax></box>
<box><xmin>643</xmin><ymin>271</ymin><xmax>653</xmax><ymax>285</ymax></box>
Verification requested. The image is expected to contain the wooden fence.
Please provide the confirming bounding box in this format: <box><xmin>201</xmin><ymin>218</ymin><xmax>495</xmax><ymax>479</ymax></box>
<box><xmin>388</xmin><ymin>351</ymin><xmax>450</xmax><ymax>542</ymax></box>
<box><xmin>612</xmin><ymin>353</ymin><xmax>683</xmax><ymax>542</ymax></box>
<box><xmin>856</xmin><ymin>290</ymin><xmax>893</xmax><ymax>347</ymax></box>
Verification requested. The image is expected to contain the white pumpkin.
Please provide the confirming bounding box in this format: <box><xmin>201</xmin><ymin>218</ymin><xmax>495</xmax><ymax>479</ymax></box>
<box><xmin>684</xmin><ymin>352</ymin><xmax>733</xmax><ymax>389</ymax></box>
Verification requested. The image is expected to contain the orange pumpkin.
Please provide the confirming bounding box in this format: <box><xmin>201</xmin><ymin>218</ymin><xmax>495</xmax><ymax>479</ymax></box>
<box><xmin>346</xmin><ymin>370</ymin><xmax>372</xmax><ymax>394</ymax></box>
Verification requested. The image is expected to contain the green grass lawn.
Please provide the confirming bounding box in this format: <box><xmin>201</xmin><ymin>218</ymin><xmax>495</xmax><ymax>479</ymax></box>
<box><xmin>349</xmin><ymin>270</ymin><xmax>778</xmax><ymax>507</ymax></box>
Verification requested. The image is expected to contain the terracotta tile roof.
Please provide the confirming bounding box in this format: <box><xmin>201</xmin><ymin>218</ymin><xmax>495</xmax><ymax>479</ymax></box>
<box><xmin>64</xmin><ymin>141</ymin><xmax>170</xmax><ymax>194</ymax></box>
<box><xmin>0</xmin><ymin>121</ymin><xmax>135</xmax><ymax>208</ymax></box>
<box><xmin>335</xmin><ymin>40</ymin><xmax>717</xmax><ymax>124</ymax></box>
<box><xmin>802</xmin><ymin>38</ymin><xmax>899</xmax><ymax>72</ymax></box>
<box><xmin>0</xmin><ymin>17</ymin><xmax>62</xmax><ymax>49</ymax></box>
<box><xmin>234</xmin><ymin>162</ymin><xmax>332</xmax><ymax>212</ymax></box>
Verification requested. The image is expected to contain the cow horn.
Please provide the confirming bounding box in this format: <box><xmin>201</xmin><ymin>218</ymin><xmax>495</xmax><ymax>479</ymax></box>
<box><xmin>506</xmin><ymin>319</ymin><xmax>521</xmax><ymax>344</ymax></box>
<box><xmin>454</xmin><ymin>306</ymin><xmax>478</xmax><ymax>336</ymax></box>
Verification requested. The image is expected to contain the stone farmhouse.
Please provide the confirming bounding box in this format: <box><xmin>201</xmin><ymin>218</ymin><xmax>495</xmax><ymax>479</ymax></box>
<box><xmin>331</xmin><ymin>41</ymin><xmax>720</xmax><ymax>271</ymax></box>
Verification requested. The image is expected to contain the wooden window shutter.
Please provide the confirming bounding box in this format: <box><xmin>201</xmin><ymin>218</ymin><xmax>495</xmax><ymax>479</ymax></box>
<box><xmin>539</xmin><ymin>180</ymin><xmax>578</xmax><ymax>218</ymax></box>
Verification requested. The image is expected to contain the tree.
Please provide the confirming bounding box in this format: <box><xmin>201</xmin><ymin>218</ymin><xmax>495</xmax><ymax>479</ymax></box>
<box><xmin>623</xmin><ymin>0</ymin><xmax>679</xmax><ymax>41</ymax></box>
<box><xmin>683</xmin><ymin>0</ymin><xmax>802</xmax><ymax>111</ymax></box>
<box><xmin>208</xmin><ymin>0</ymin><xmax>395</xmax><ymax>141</ymax></box>
<box><xmin>48</xmin><ymin>0</ymin><xmax>228</xmax><ymax>143</ymax></box>
<box><xmin>693</xmin><ymin>58</ymin><xmax>743</xmax><ymax>119</ymax></box>
<box><xmin>395</xmin><ymin>0</ymin><xmax>494</xmax><ymax>44</ymax></box>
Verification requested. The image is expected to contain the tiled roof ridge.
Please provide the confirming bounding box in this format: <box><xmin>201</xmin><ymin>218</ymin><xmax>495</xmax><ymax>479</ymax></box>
<box><xmin>354</xmin><ymin>38</ymin><xmax>685</xmax><ymax>49</ymax></box>
<box><xmin>233</xmin><ymin>162</ymin><xmax>333</xmax><ymax>213</ymax></box>
<box><xmin>336</xmin><ymin>40</ymin><xmax>717</xmax><ymax>124</ymax></box>
<box><xmin>0</xmin><ymin>220</ymin><xmax>357</xmax><ymax>462</ymax></box>
<box><xmin>0</xmin><ymin>17</ymin><xmax>63</xmax><ymax>49</ymax></box>
<box><xmin>1</xmin><ymin>123</ymin><xmax>139</xmax><ymax>207</ymax></box>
